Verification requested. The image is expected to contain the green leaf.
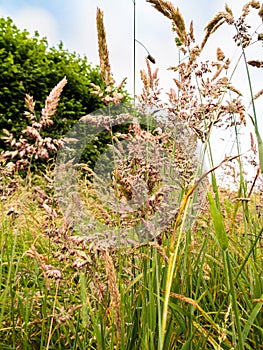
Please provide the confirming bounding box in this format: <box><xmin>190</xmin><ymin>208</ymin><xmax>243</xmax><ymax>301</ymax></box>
<box><xmin>242</xmin><ymin>295</ymin><xmax>263</xmax><ymax>343</ymax></box>
<box><xmin>207</xmin><ymin>191</ymin><xmax>228</xmax><ymax>250</ymax></box>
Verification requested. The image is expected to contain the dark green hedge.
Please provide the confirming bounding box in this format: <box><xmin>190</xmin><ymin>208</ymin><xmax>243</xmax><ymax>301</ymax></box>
<box><xmin>0</xmin><ymin>17</ymin><xmax>131</xmax><ymax>170</ymax></box>
<box><xmin>0</xmin><ymin>17</ymin><xmax>108</xmax><ymax>141</ymax></box>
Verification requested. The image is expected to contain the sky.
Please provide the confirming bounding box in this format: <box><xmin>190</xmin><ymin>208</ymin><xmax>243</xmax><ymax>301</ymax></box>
<box><xmin>0</xmin><ymin>0</ymin><xmax>262</xmax><ymax>179</ymax></box>
<box><xmin>0</xmin><ymin>0</ymin><xmax>262</xmax><ymax>94</ymax></box>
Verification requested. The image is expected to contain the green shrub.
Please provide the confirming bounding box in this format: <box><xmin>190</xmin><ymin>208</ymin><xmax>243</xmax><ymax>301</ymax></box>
<box><xmin>0</xmin><ymin>17</ymin><xmax>131</xmax><ymax>170</ymax></box>
<box><xmin>0</xmin><ymin>17</ymin><xmax>110</xmax><ymax>144</ymax></box>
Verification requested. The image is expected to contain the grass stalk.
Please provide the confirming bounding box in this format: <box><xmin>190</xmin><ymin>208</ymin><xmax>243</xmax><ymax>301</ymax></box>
<box><xmin>46</xmin><ymin>280</ymin><xmax>60</xmax><ymax>350</ymax></box>
<box><xmin>235</xmin><ymin>24</ymin><xmax>263</xmax><ymax>173</ymax></box>
<box><xmin>225</xmin><ymin>251</ymin><xmax>245</xmax><ymax>350</ymax></box>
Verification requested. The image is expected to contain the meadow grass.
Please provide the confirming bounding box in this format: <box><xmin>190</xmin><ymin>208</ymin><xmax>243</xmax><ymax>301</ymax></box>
<box><xmin>1</xmin><ymin>1</ymin><xmax>263</xmax><ymax>349</ymax></box>
<box><xmin>0</xmin><ymin>165</ymin><xmax>262</xmax><ymax>349</ymax></box>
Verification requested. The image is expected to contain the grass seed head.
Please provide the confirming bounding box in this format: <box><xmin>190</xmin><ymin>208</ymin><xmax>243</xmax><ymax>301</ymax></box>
<box><xmin>103</xmin><ymin>250</ymin><xmax>122</xmax><ymax>342</ymax></box>
<box><xmin>96</xmin><ymin>8</ymin><xmax>112</xmax><ymax>86</ymax></box>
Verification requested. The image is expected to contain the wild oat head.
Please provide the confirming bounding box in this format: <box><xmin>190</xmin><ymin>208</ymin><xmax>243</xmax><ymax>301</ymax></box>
<box><xmin>233</xmin><ymin>2</ymin><xmax>260</xmax><ymax>48</ymax></box>
<box><xmin>225</xmin><ymin>4</ymin><xmax>233</xmax><ymax>17</ymax></box>
<box><xmin>96</xmin><ymin>8</ymin><xmax>112</xmax><ymax>86</ymax></box>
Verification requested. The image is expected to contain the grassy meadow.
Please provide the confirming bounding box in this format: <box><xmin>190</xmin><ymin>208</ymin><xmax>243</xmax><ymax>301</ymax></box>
<box><xmin>0</xmin><ymin>161</ymin><xmax>262</xmax><ymax>350</ymax></box>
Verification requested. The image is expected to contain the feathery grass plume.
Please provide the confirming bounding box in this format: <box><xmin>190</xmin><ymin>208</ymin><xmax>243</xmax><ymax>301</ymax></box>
<box><xmin>146</xmin><ymin>0</ymin><xmax>187</xmax><ymax>46</ymax></box>
<box><xmin>227</xmin><ymin>84</ymin><xmax>243</xmax><ymax>97</ymax></box>
<box><xmin>225</xmin><ymin>3</ymin><xmax>233</xmax><ymax>17</ymax></box>
<box><xmin>189</xmin><ymin>20</ymin><xmax>195</xmax><ymax>42</ymax></box>
<box><xmin>217</xmin><ymin>47</ymin><xmax>225</xmax><ymax>61</ymax></box>
<box><xmin>171</xmin><ymin>6</ymin><xmax>187</xmax><ymax>43</ymax></box>
<box><xmin>242</xmin><ymin>0</ymin><xmax>260</xmax><ymax>18</ymax></box>
<box><xmin>92</xmin><ymin>8</ymin><xmax>125</xmax><ymax>104</ymax></box>
<box><xmin>201</xmin><ymin>7</ymin><xmax>234</xmax><ymax>50</ymax></box>
<box><xmin>254</xmin><ymin>88</ymin><xmax>263</xmax><ymax>100</ymax></box>
<box><xmin>41</xmin><ymin>76</ymin><xmax>67</xmax><ymax>127</ymax></box>
<box><xmin>0</xmin><ymin>78</ymin><xmax>66</xmax><ymax>170</ymax></box>
<box><xmin>259</xmin><ymin>3</ymin><xmax>263</xmax><ymax>20</ymax></box>
<box><xmin>24</xmin><ymin>94</ymin><xmax>36</xmax><ymax>123</ymax></box>
<box><xmin>102</xmin><ymin>249</ymin><xmax>122</xmax><ymax>343</ymax></box>
<box><xmin>96</xmin><ymin>8</ymin><xmax>112</xmax><ymax>85</ymax></box>
<box><xmin>139</xmin><ymin>57</ymin><xmax>162</xmax><ymax>107</ymax></box>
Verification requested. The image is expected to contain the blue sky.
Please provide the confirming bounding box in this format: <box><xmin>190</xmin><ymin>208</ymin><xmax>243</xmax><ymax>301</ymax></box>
<box><xmin>0</xmin><ymin>0</ymin><xmax>260</xmax><ymax>94</ymax></box>
<box><xmin>0</xmin><ymin>0</ymin><xmax>262</xmax><ymax>172</ymax></box>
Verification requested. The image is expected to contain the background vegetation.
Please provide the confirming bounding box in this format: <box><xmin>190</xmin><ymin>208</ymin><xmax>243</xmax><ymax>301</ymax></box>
<box><xmin>0</xmin><ymin>17</ymin><xmax>109</xmax><ymax>141</ymax></box>
<box><xmin>0</xmin><ymin>17</ymin><xmax>131</xmax><ymax>170</ymax></box>
<box><xmin>0</xmin><ymin>1</ymin><xmax>263</xmax><ymax>349</ymax></box>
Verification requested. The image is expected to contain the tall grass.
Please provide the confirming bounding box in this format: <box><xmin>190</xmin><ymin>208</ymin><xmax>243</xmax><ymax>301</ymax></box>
<box><xmin>1</xmin><ymin>1</ymin><xmax>263</xmax><ymax>349</ymax></box>
<box><xmin>0</xmin><ymin>165</ymin><xmax>262</xmax><ymax>349</ymax></box>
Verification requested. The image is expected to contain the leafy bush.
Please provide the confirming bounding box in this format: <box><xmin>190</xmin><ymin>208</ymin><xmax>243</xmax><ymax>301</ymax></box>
<box><xmin>0</xmin><ymin>17</ymin><xmax>132</xmax><ymax>170</ymax></box>
<box><xmin>0</xmin><ymin>17</ymin><xmax>109</xmax><ymax>145</ymax></box>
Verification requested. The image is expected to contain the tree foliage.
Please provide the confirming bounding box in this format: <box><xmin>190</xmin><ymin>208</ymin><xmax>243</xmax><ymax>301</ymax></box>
<box><xmin>0</xmin><ymin>17</ymin><xmax>110</xmax><ymax>146</ymax></box>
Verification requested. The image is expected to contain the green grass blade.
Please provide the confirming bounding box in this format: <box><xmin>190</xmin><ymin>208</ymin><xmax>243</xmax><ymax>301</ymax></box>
<box><xmin>242</xmin><ymin>295</ymin><xmax>263</xmax><ymax>344</ymax></box>
<box><xmin>207</xmin><ymin>192</ymin><xmax>228</xmax><ymax>250</ymax></box>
